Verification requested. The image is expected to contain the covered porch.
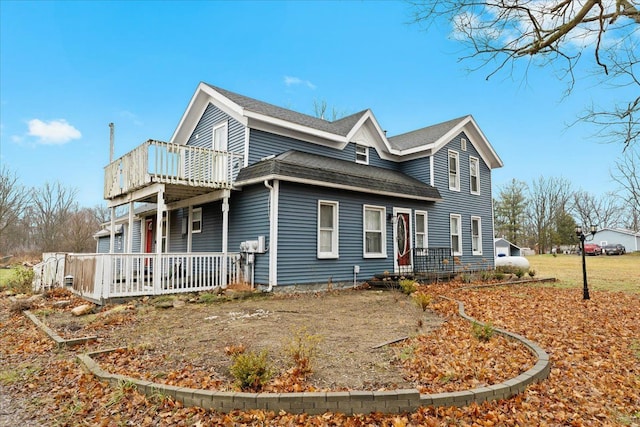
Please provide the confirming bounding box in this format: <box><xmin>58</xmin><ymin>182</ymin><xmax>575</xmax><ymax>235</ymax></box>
<box><xmin>94</xmin><ymin>139</ymin><xmax>246</xmax><ymax>302</ymax></box>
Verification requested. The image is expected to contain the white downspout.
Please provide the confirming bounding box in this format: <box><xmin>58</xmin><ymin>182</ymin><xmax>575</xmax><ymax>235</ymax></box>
<box><xmin>264</xmin><ymin>180</ymin><xmax>278</xmax><ymax>292</ymax></box>
<box><xmin>221</xmin><ymin>189</ymin><xmax>230</xmax><ymax>289</ymax></box>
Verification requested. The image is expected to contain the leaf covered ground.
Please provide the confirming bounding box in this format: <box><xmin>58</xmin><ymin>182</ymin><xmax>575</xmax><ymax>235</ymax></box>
<box><xmin>1</xmin><ymin>282</ymin><xmax>639</xmax><ymax>426</ymax></box>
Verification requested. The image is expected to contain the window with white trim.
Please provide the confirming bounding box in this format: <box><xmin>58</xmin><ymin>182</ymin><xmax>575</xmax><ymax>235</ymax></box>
<box><xmin>415</xmin><ymin>211</ymin><xmax>428</xmax><ymax>252</ymax></box>
<box><xmin>355</xmin><ymin>144</ymin><xmax>369</xmax><ymax>165</ymax></box>
<box><xmin>212</xmin><ymin>122</ymin><xmax>228</xmax><ymax>182</ymax></box>
<box><xmin>192</xmin><ymin>208</ymin><xmax>202</xmax><ymax>234</ymax></box>
<box><xmin>212</xmin><ymin>122</ymin><xmax>228</xmax><ymax>151</ymax></box>
<box><xmin>470</xmin><ymin>156</ymin><xmax>480</xmax><ymax>195</ymax></box>
<box><xmin>448</xmin><ymin>150</ymin><xmax>460</xmax><ymax>191</ymax></box>
<box><xmin>450</xmin><ymin>214</ymin><xmax>462</xmax><ymax>256</ymax></box>
<box><xmin>363</xmin><ymin>205</ymin><xmax>386</xmax><ymax>257</ymax></box>
<box><xmin>318</xmin><ymin>201</ymin><xmax>339</xmax><ymax>258</ymax></box>
<box><xmin>461</xmin><ymin>138</ymin><xmax>467</xmax><ymax>151</ymax></box>
<box><xmin>471</xmin><ymin>216</ymin><xmax>482</xmax><ymax>255</ymax></box>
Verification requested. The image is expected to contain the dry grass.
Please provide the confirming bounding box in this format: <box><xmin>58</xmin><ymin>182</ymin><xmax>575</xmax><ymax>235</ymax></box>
<box><xmin>527</xmin><ymin>252</ymin><xmax>640</xmax><ymax>293</ymax></box>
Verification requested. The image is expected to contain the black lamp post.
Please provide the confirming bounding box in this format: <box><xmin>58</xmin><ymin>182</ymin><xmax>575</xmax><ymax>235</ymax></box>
<box><xmin>575</xmin><ymin>224</ymin><xmax>597</xmax><ymax>300</ymax></box>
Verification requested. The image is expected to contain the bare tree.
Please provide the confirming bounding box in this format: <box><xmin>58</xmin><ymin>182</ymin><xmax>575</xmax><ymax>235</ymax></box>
<box><xmin>527</xmin><ymin>176</ymin><xmax>574</xmax><ymax>253</ymax></box>
<box><xmin>313</xmin><ymin>99</ymin><xmax>347</xmax><ymax>121</ymax></box>
<box><xmin>409</xmin><ymin>0</ymin><xmax>640</xmax><ymax>149</ymax></box>
<box><xmin>611</xmin><ymin>147</ymin><xmax>640</xmax><ymax>230</ymax></box>
<box><xmin>571</xmin><ymin>190</ymin><xmax>623</xmax><ymax>229</ymax></box>
<box><xmin>30</xmin><ymin>182</ymin><xmax>78</xmax><ymax>252</ymax></box>
<box><xmin>0</xmin><ymin>166</ymin><xmax>31</xmax><ymax>254</ymax></box>
<box><xmin>62</xmin><ymin>208</ymin><xmax>102</xmax><ymax>252</ymax></box>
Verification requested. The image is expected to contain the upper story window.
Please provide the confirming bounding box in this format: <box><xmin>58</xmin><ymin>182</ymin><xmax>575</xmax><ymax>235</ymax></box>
<box><xmin>470</xmin><ymin>156</ymin><xmax>480</xmax><ymax>195</ymax></box>
<box><xmin>318</xmin><ymin>201</ymin><xmax>339</xmax><ymax>258</ymax></box>
<box><xmin>192</xmin><ymin>208</ymin><xmax>202</xmax><ymax>234</ymax></box>
<box><xmin>448</xmin><ymin>150</ymin><xmax>460</xmax><ymax>191</ymax></box>
<box><xmin>363</xmin><ymin>205</ymin><xmax>386</xmax><ymax>258</ymax></box>
<box><xmin>415</xmin><ymin>211</ymin><xmax>428</xmax><ymax>251</ymax></box>
<box><xmin>471</xmin><ymin>216</ymin><xmax>482</xmax><ymax>255</ymax></box>
<box><xmin>461</xmin><ymin>138</ymin><xmax>467</xmax><ymax>151</ymax></box>
<box><xmin>355</xmin><ymin>144</ymin><xmax>369</xmax><ymax>164</ymax></box>
<box><xmin>450</xmin><ymin>213</ymin><xmax>462</xmax><ymax>256</ymax></box>
<box><xmin>212</xmin><ymin>122</ymin><xmax>228</xmax><ymax>151</ymax></box>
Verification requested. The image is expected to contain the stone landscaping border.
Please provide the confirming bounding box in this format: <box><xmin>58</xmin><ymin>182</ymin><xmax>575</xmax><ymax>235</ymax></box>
<box><xmin>74</xmin><ymin>299</ymin><xmax>551</xmax><ymax>415</ymax></box>
<box><xmin>23</xmin><ymin>310</ymin><xmax>97</xmax><ymax>347</ymax></box>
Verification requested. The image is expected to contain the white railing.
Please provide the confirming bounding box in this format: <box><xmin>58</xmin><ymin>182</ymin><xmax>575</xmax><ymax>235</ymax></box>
<box><xmin>33</xmin><ymin>253</ymin><xmax>67</xmax><ymax>292</ymax></box>
<box><xmin>104</xmin><ymin>140</ymin><xmax>244</xmax><ymax>199</ymax></box>
<box><xmin>64</xmin><ymin>252</ymin><xmax>242</xmax><ymax>302</ymax></box>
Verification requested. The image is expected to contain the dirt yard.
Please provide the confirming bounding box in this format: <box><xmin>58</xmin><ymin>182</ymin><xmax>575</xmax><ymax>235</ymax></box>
<box><xmin>42</xmin><ymin>288</ymin><xmax>444</xmax><ymax>391</ymax></box>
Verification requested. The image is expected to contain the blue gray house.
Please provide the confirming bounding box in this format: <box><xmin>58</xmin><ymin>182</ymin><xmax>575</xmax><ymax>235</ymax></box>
<box><xmin>85</xmin><ymin>82</ymin><xmax>502</xmax><ymax>301</ymax></box>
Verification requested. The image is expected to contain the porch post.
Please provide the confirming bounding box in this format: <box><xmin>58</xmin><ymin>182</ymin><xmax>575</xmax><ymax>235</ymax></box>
<box><xmin>221</xmin><ymin>190</ymin><xmax>230</xmax><ymax>289</ymax></box>
<box><xmin>127</xmin><ymin>201</ymin><xmax>134</xmax><ymax>252</ymax></box>
<box><xmin>109</xmin><ymin>207</ymin><xmax>115</xmax><ymax>253</ymax></box>
<box><xmin>153</xmin><ymin>189</ymin><xmax>165</xmax><ymax>294</ymax></box>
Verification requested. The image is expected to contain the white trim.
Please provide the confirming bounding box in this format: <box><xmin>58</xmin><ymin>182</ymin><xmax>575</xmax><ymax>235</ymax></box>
<box><xmin>363</xmin><ymin>204</ymin><xmax>387</xmax><ymax>258</ymax></box>
<box><xmin>191</xmin><ymin>207</ymin><xmax>202</xmax><ymax>234</ymax></box>
<box><xmin>244</xmin><ymin>127</ymin><xmax>250</xmax><ymax>167</ymax></box>
<box><xmin>429</xmin><ymin>156</ymin><xmax>434</xmax><ymax>187</ymax></box>
<box><xmin>415</xmin><ymin>210</ymin><xmax>428</xmax><ymax>250</ymax></box>
<box><xmin>448</xmin><ymin>150</ymin><xmax>460</xmax><ymax>192</ymax></box>
<box><xmin>269</xmin><ymin>180</ymin><xmax>279</xmax><ymax>287</ymax></box>
<box><xmin>471</xmin><ymin>215</ymin><xmax>482</xmax><ymax>255</ymax></box>
<box><xmin>317</xmin><ymin>200</ymin><xmax>339</xmax><ymax>259</ymax></box>
<box><xmin>392</xmin><ymin>207</ymin><xmax>413</xmax><ymax>273</ymax></box>
<box><xmin>469</xmin><ymin>156</ymin><xmax>480</xmax><ymax>195</ymax></box>
<box><xmin>450</xmin><ymin>213</ymin><xmax>462</xmax><ymax>256</ymax></box>
<box><xmin>461</xmin><ymin>138</ymin><xmax>467</xmax><ymax>151</ymax></box>
<box><xmin>234</xmin><ymin>174</ymin><xmax>442</xmax><ymax>202</ymax></box>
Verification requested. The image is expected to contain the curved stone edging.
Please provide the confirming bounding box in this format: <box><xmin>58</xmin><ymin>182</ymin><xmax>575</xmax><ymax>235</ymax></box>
<box><xmin>75</xmin><ymin>299</ymin><xmax>551</xmax><ymax>415</ymax></box>
<box><xmin>23</xmin><ymin>310</ymin><xmax>97</xmax><ymax>347</ymax></box>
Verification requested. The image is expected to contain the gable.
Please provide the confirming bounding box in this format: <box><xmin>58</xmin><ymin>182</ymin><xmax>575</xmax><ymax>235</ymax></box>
<box><xmin>169</xmin><ymin>82</ymin><xmax>502</xmax><ymax>170</ymax></box>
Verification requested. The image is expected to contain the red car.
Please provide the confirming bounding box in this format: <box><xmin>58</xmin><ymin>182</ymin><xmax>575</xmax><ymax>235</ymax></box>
<box><xmin>583</xmin><ymin>243</ymin><xmax>602</xmax><ymax>255</ymax></box>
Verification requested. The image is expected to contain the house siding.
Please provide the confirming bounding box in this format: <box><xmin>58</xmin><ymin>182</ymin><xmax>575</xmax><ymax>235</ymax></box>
<box><xmin>186</xmin><ymin>103</ymin><xmax>245</xmax><ymax>156</ymax></box>
<box><xmin>400</xmin><ymin>156</ymin><xmax>430</xmax><ymax>184</ymax></box>
<box><xmin>248</xmin><ymin>130</ymin><xmax>398</xmax><ymax>170</ymax></box>
<box><xmin>276</xmin><ymin>181</ymin><xmax>437</xmax><ymax>286</ymax></box>
<box><xmin>429</xmin><ymin>132</ymin><xmax>495</xmax><ymax>269</ymax></box>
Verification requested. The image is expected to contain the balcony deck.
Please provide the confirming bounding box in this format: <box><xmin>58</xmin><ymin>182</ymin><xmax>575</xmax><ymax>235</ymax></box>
<box><xmin>104</xmin><ymin>140</ymin><xmax>244</xmax><ymax>204</ymax></box>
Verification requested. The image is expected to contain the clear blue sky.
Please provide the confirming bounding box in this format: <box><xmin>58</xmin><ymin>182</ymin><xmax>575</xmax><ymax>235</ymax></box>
<box><xmin>0</xmin><ymin>0</ymin><xmax>624</xmax><ymax>207</ymax></box>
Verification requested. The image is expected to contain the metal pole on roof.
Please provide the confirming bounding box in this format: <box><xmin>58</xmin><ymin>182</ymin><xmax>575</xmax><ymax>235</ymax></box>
<box><xmin>109</xmin><ymin>122</ymin><xmax>115</xmax><ymax>163</ymax></box>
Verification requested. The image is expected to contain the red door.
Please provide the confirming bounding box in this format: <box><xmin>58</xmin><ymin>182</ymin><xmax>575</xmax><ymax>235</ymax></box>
<box><xmin>396</xmin><ymin>212</ymin><xmax>411</xmax><ymax>267</ymax></box>
<box><xmin>145</xmin><ymin>219</ymin><xmax>154</xmax><ymax>253</ymax></box>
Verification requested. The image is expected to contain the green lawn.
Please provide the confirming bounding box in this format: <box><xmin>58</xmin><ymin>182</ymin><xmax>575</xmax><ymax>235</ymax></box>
<box><xmin>526</xmin><ymin>252</ymin><xmax>640</xmax><ymax>293</ymax></box>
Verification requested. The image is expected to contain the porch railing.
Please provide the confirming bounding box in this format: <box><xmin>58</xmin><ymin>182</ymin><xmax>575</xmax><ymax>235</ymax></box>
<box><xmin>104</xmin><ymin>140</ymin><xmax>244</xmax><ymax>199</ymax></box>
<box><xmin>63</xmin><ymin>252</ymin><xmax>241</xmax><ymax>303</ymax></box>
<box><xmin>412</xmin><ymin>247</ymin><xmax>455</xmax><ymax>275</ymax></box>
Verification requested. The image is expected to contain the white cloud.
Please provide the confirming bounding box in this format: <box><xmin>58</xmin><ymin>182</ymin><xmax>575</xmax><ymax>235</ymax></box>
<box><xmin>27</xmin><ymin>119</ymin><xmax>82</xmax><ymax>144</ymax></box>
<box><xmin>284</xmin><ymin>75</ymin><xmax>316</xmax><ymax>90</ymax></box>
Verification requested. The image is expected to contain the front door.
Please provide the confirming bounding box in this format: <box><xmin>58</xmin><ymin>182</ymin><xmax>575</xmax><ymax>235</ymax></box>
<box><xmin>145</xmin><ymin>219</ymin><xmax>154</xmax><ymax>253</ymax></box>
<box><xmin>393</xmin><ymin>208</ymin><xmax>412</xmax><ymax>274</ymax></box>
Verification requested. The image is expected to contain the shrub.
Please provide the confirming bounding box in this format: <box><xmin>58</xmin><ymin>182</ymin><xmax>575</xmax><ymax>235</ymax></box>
<box><xmin>229</xmin><ymin>350</ymin><xmax>272</xmax><ymax>391</ymax></box>
<box><xmin>398</xmin><ymin>279</ymin><xmax>417</xmax><ymax>295</ymax></box>
<box><xmin>471</xmin><ymin>321</ymin><xmax>495</xmax><ymax>342</ymax></box>
<box><xmin>514</xmin><ymin>269</ymin><xmax>525</xmax><ymax>279</ymax></box>
<box><xmin>480</xmin><ymin>270</ymin><xmax>493</xmax><ymax>281</ymax></box>
<box><xmin>284</xmin><ymin>326</ymin><xmax>323</xmax><ymax>376</ymax></box>
<box><xmin>528</xmin><ymin>269</ymin><xmax>536</xmax><ymax>278</ymax></box>
<box><xmin>459</xmin><ymin>273</ymin><xmax>473</xmax><ymax>284</ymax></box>
<box><xmin>413</xmin><ymin>292</ymin><xmax>433</xmax><ymax>311</ymax></box>
<box><xmin>7</xmin><ymin>266</ymin><xmax>34</xmax><ymax>294</ymax></box>
<box><xmin>493</xmin><ymin>271</ymin><xmax>505</xmax><ymax>281</ymax></box>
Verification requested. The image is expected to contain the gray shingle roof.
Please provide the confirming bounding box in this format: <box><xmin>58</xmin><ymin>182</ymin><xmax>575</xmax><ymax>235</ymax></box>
<box><xmin>205</xmin><ymin>83</ymin><xmax>368</xmax><ymax>137</ymax></box>
<box><xmin>235</xmin><ymin>150</ymin><xmax>441</xmax><ymax>201</ymax></box>
<box><xmin>388</xmin><ymin>115</ymin><xmax>470</xmax><ymax>151</ymax></box>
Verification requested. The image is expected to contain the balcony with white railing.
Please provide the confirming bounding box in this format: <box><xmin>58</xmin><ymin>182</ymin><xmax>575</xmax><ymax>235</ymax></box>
<box><xmin>104</xmin><ymin>140</ymin><xmax>244</xmax><ymax>201</ymax></box>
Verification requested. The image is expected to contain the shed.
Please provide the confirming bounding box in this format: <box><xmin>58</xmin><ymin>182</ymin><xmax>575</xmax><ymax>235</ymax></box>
<box><xmin>494</xmin><ymin>238</ymin><xmax>523</xmax><ymax>257</ymax></box>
